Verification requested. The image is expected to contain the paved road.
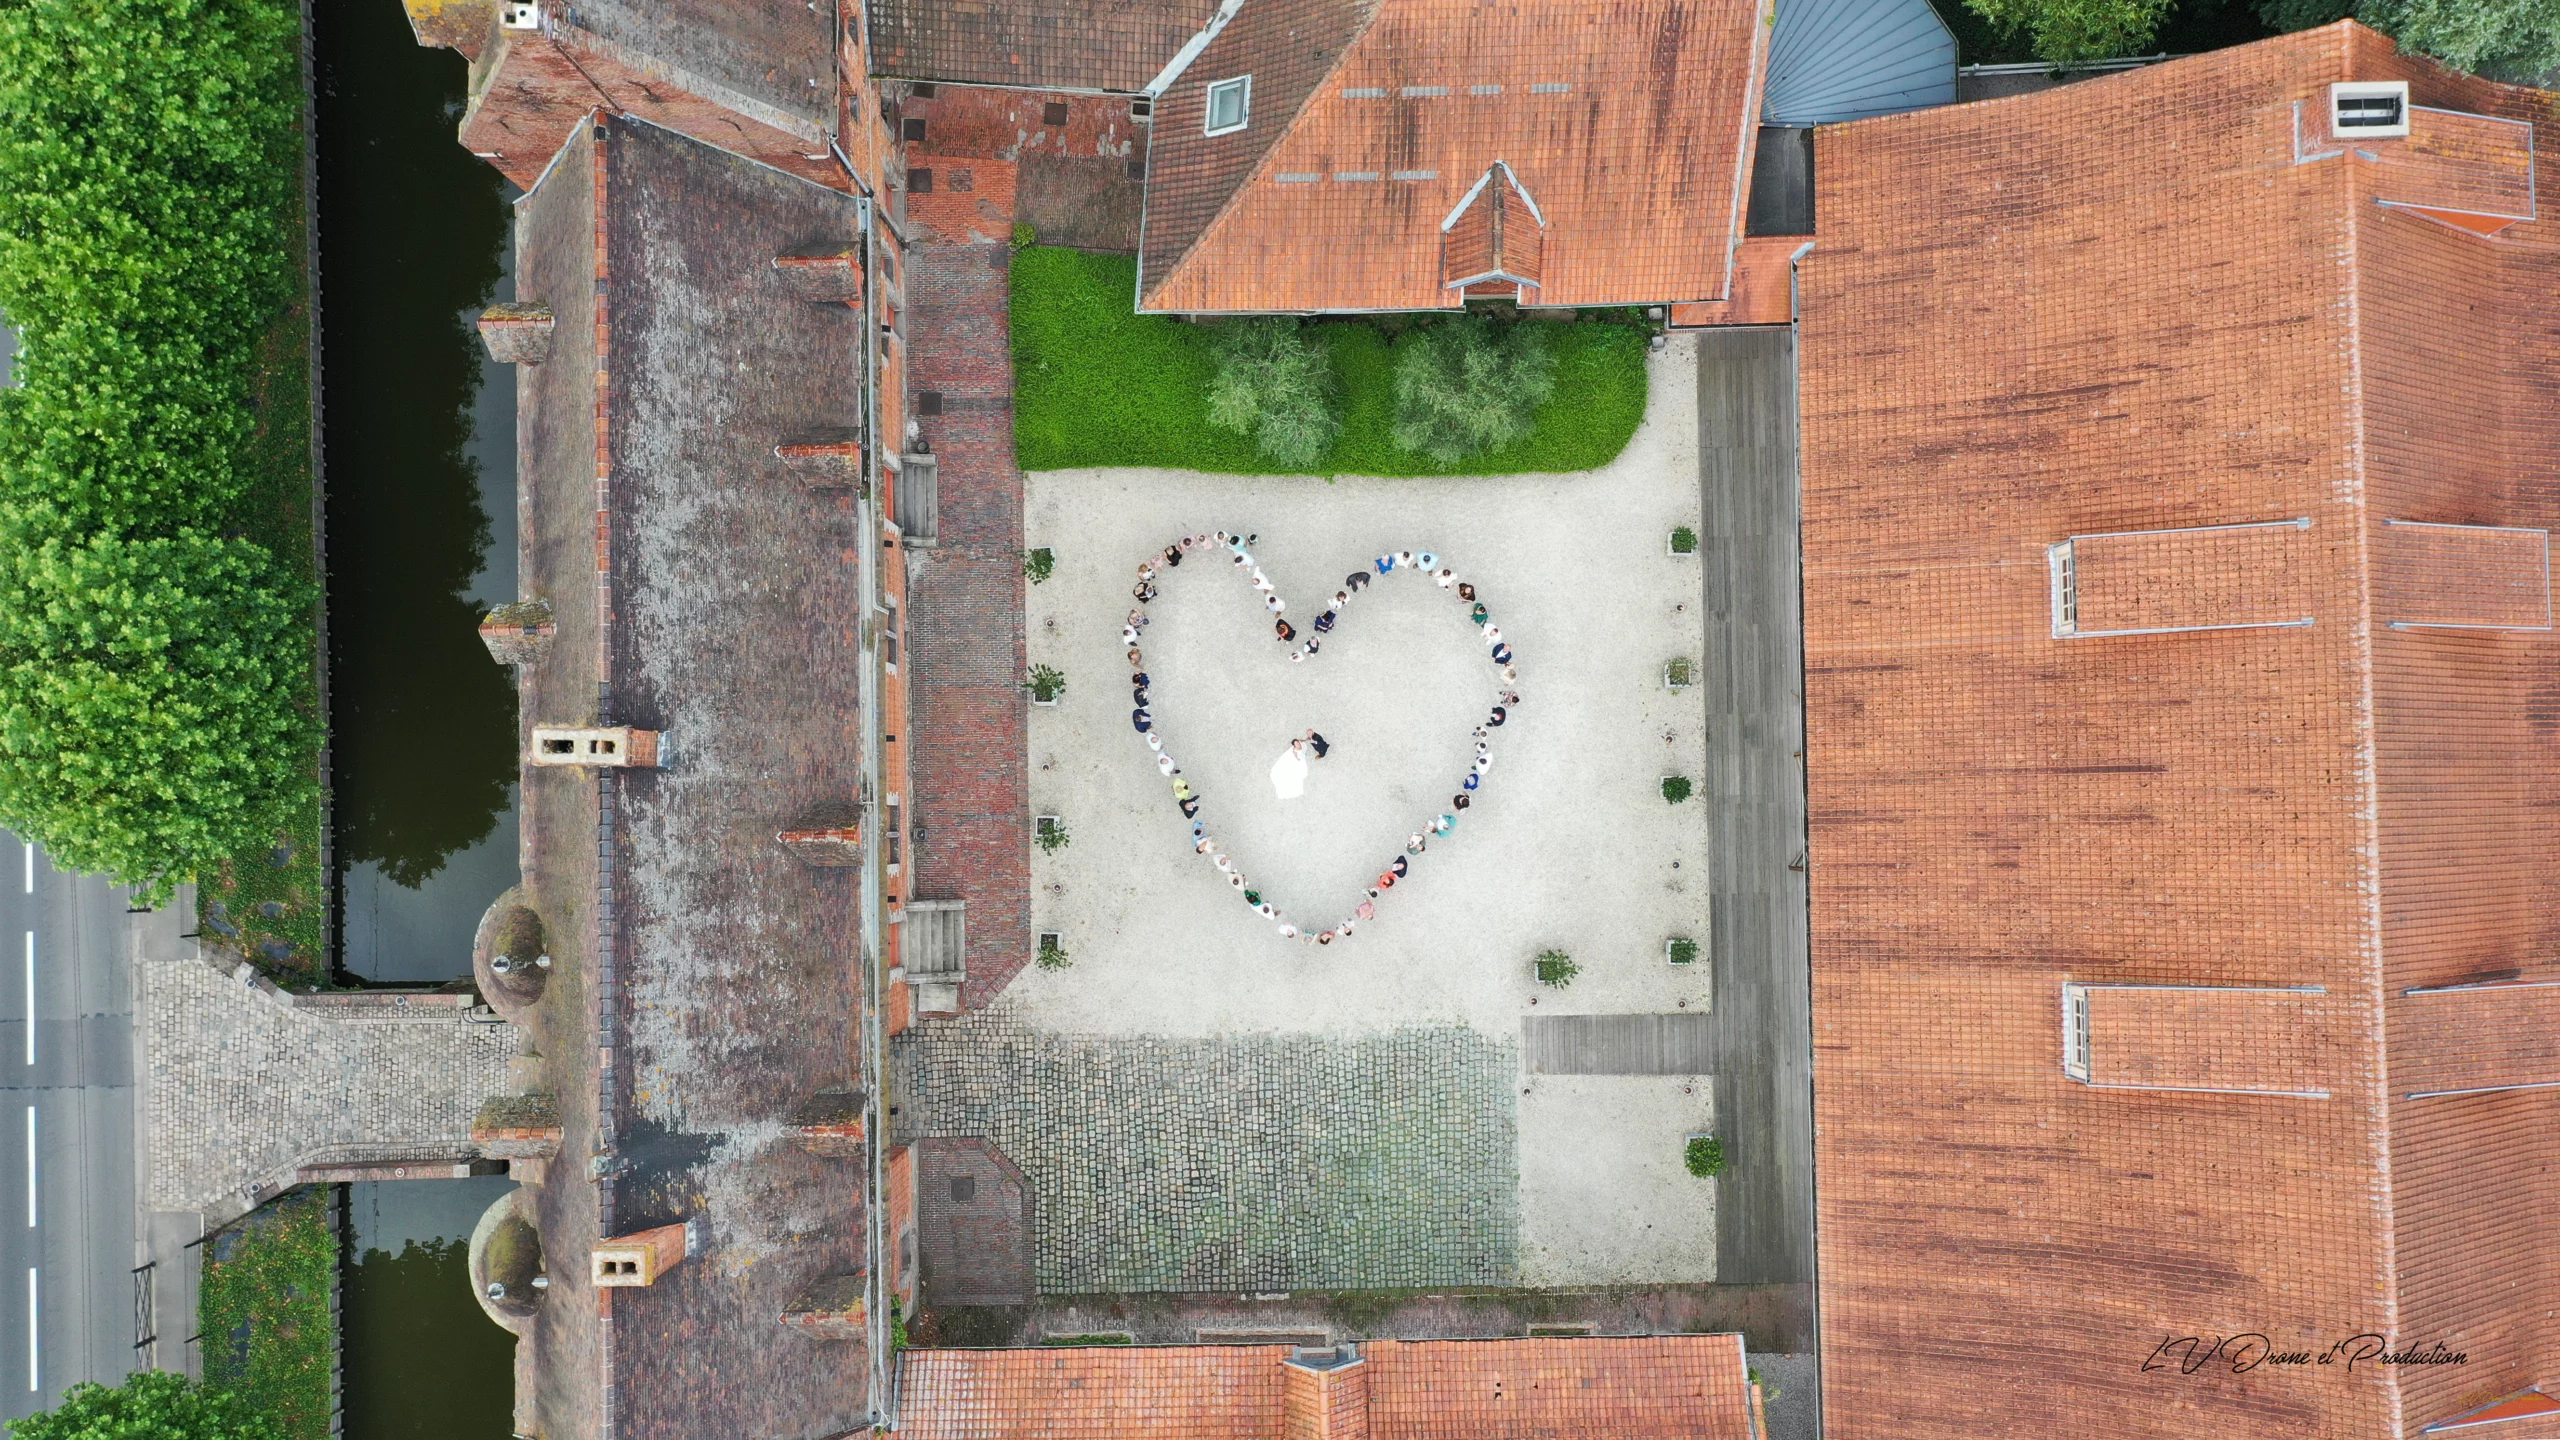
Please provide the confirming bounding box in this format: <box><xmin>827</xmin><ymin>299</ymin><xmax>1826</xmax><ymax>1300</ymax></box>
<box><xmin>0</xmin><ymin>835</ymin><xmax>140</xmax><ymax>1423</ymax></box>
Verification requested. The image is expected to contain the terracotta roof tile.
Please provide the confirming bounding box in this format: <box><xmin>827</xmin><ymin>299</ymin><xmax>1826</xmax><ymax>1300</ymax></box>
<box><xmin>2074</xmin><ymin>984</ymin><xmax>2335</xmax><ymax>1095</ymax></box>
<box><xmin>897</xmin><ymin>1336</ymin><xmax>1754</xmax><ymax>1439</ymax></box>
<box><xmin>1139</xmin><ymin>0</ymin><xmax>1767</xmax><ymax>311</ymax></box>
<box><xmin>866</xmin><ymin>0</ymin><xmax>1220</xmax><ymax>92</ymax></box>
<box><xmin>2375</xmin><ymin>520</ymin><xmax>2551</xmax><ymax>630</ymax></box>
<box><xmin>1800</xmin><ymin>20</ymin><xmax>2560</xmax><ymax>1438</ymax></box>
<box><xmin>2393</xmin><ymin>985</ymin><xmax>2560</xmax><ymax>1097</ymax></box>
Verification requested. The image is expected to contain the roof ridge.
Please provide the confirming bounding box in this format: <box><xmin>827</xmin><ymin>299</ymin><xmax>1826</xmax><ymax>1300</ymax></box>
<box><xmin>1138</xmin><ymin>0</ymin><xmax>1387</xmax><ymax>309</ymax></box>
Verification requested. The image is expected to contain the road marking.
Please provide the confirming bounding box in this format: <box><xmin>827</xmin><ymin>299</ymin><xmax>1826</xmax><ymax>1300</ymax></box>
<box><xmin>23</xmin><ymin>1107</ymin><xmax>32</xmax><ymax>1228</ymax></box>
<box><xmin>25</xmin><ymin>1266</ymin><xmax>34</xmax><ymax>1391</ymax></box>
<box><xmin>18</xmin><ymin>843</ymin><xmax>26</xmax><ymax>894</ymax></box>
<box><xmin>19</xmin><ymin>933</ymin><xmax>28</xmax><ymax>1068</ymax></box>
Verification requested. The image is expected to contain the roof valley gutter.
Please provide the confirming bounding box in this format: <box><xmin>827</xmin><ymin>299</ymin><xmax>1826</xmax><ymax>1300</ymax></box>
<box><xmin>858</xmin><ymin>190</ymin><xmax>894</xmax><ymax>1428</ymax></box>
<box><xmin>1787</xmin><ymin>239</ymin><xmax>1814</xmax><ymax>323</ymax></box>
<box><xmin>1145</xmin><ymin>0</ymin><xmax>1249</xmax><ymax>97</ymax></box>
<box><xmin>2335</xmin><ymin>98</ymin><xmax>2408</xmax><ymax>1439</ymax></box>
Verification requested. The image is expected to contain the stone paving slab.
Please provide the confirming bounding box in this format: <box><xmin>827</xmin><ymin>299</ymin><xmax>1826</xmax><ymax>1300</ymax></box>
<box><xmin>894</xmin><ymin>1000</ymin><xmax>1518</xmax><ymax>1293</ymax></box>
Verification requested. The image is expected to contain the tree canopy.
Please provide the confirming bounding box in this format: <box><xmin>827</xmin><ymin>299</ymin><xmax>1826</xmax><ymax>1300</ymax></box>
<box><xmin>12</xmin><ymin>1371</ymin><xmax>282</xmax><ymax>1440</ymax></box>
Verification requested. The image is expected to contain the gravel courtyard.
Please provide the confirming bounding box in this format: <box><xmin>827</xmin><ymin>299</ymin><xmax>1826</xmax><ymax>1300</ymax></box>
<box><xmin>901</xmin><ymin>335</ymin><xmax>1720</xmax><ymax>1293</ymax></box>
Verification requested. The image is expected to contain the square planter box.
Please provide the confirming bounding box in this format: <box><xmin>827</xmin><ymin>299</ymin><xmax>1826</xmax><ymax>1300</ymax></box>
<box><xmin>1663</xmin><ymin>661</ymin><xmax>1695</xmax><ymax>689</ymax></box>
<box><xmin>1667</xmin><ymin>529</ymin><xmax>1699</xmax><ymax>557</ymax></box>
<box><xmin>1036</xmin><ymin>816</ymin><xmax>1064</xmax><ymax>842</ymax></box>
<box><xmin>1666</xmin><ymin>938</ymin><xmax>1699</xmax><ymax>965</ymax></box>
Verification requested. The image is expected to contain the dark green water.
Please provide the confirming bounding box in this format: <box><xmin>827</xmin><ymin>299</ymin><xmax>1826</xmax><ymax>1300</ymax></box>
<box><xmin>315</xmin><ymin>0</ymin><xmax>522</xmax><ymax>983</ymax></box>
<box><xmin>341</xmin><ymin>1180</ymin><xmax>520</xmax><ymax>1440</ymax></box>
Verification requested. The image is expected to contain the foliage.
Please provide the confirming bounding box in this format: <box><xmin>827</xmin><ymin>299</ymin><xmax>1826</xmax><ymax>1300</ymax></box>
<box><xmin>1036</xmin><ymin>816</ymin><xmax>1071</xmax><ymax>854</ymax></box>
<box><xmin>0</xmin><ymin>0</ymin><xmax>316</xmax><ymax>897</ymax></box>
<box><xmin>1748</xmin><ymin>1365</ymin><xmax>1782</xmax><ymax>1404</ymax></box>
<box><xmin>1662</xmin><ymin>775</ymin><xmax>1694</xmax><ymax>804</ymax></box>
<box><xmin>1205</xmin><ymin>318</ymin><xmax>1340</xmax><ymax>470</ymax></box>
<box><xmin>1534</xmin><ymin>949</ymin><xmax>1578</xmax><ymax>988</ymax></box>
<box><xmin>1685</xmin><ymin>1135</ymin><xmax>1728</xmax><ymax>1178</ymax></box>
<box><xmin>1023</xmin><ymin>547</ymin><xmax>1055</xmax><ymax>584</ymax></box>
<box><xmin>1664</xmin><ymin>657</ymin><xmax>1695</xmax><ymax>688</ymax></box>
<box><xmin>1670</xmin><ymin>526</ymin><xmax>1698</xmax><ymax>554</ymax></box>
<box><xmin>1390</xmin><ymin>314</ymin><xmax>1558</xmax><ymax>466</ymax></box>
<box><xmin>1011</xmin><ymin>247</ymin><xmax>1647</xmax><ymax>477</ymax></box>
<box><xmin>890</xmin><ymin>1297</ymin><xmax>911</xmax><ymax>1350</ymax></box>
<box><xmin>1962</xmin><ymin>0</ymin><xmax>2176</xmax><ymax>61</ymax></box>
<box><xmin>199</xmin><ymin>1189</ymin><xmax>335</xmax><ymax>1440</ymax></box>
<box><xmin>1039</xmin><ymin>1332</ymin><xmax>1135</xmax><ymax>1345</ymax></box>
<box><xmin>1036</xmin><ymin>934</ymin><xmax>1071</xmax><ymax>970</ymax></box>
<box><xmin>2362</xmin><ymin>0</ymin><xmax>2560</xmax><ymax>80</ymax></box>
<box><xmin>1024</xmin><ymin>663</ymin><xmax>1066</xmax><ymax>704</ymax></box>
<box><xmin>0</xmin><ymin>528</ymin><xmax>315</xmax><ymax>898</ymax></box>
<box><xmin>1668</xmin><ymin>937</ymin><xmax>1699</xmax><ymax>965</ymax></box>
<box><xmin>13</xmin><ymin>1371</ymin><xmax>282</xmax><ymax>1440</ymax></box>
<box><xmin>2254</xmin><ymin>0</ymin><xmax>2352</xmax><ymax>29</ymax></box>
<box><xmin>1011</xmin><ymin>221</ymin><xmax>1039</xmax><ymax>251</ymax></box>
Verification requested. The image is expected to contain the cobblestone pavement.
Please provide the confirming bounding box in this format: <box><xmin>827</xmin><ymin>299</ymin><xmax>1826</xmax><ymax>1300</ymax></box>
<box><xmin>144</xmin><ymin>952</ymin><xmax>521</xmax><ymax>1213</ymax></box>
<box><xmin>894</xmin><ymin>1001</ymin><xmax>1519</xmax><ymax>1293</ymax></box>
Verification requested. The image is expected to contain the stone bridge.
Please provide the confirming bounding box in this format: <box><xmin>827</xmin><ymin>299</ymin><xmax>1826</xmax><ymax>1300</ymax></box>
<box><xmin>143</xmin><ymin>945</ymin><xmax>525</xmax><ymax>1226</ymax></box>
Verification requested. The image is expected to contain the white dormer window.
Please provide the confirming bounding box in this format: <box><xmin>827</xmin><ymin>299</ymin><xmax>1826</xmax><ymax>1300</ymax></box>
<box><xmin>1205</xmin><ymin>76</ymin><xmax>1251</xmax><ymax>136</ymax></box>
<box><xmin>2331</xmin><ymin>81</ymin><xmax>2410</xmax><ymax>138</ymax></box>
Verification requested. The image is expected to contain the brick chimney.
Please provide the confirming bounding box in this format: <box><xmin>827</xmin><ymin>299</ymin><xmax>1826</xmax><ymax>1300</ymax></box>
<box><xmin>529</xmin><ymin>726</ymin><xmax>661</xmax><ymax>768</ymax></box>
<box><xmin>772</xmin><ymin>247</ymin><xmax>864</xmax><ymax>304</ymax></box>
<box><xmin>477</xmin><ymin>302</ymin><xmax>556</xmax><ymax>364</ymax></box>
<box><xmin>775</xmin><ymin>429</ymin><xmax>865</xmax><ymax>489</ymax></box>
<box><xmin>479</xmin><ymin>599</ymin><xmax>555</xmax><ymax>665</ymax></box>
<box><xmin>780</xmin><ymin>1272</ymin><xmax>868</xmax><ymax>1340</ymax></box>
<box><xmin>591</xmin><ymin>1221</ymin><xmax>693</xmax><ymax>1287</ymax></box>
<box><xmin>786</xmin><ymin>1086</ymin><xmax>866</xmax><ymax>1157</ymax></box>
<box><xmin>1282</xmin><ymin>1346</ymin><xmax>1370</xmax><ymax>1440</ymax></box>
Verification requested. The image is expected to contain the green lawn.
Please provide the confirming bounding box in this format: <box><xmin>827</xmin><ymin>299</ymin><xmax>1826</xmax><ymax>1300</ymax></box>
<box><xmin>200</xmin><ymin>1188</ymin><xmax>337</xmax><ymax>1440</ymax></box>
<box><xmin>1010</xmin><ymin>247</ymin><xmax>1650</xmax><ymax>477</ymax></box>
<box><xmin>197</xmin><ymin>65</ymin><xmax>327</xmax><ymax>989</ymax></box>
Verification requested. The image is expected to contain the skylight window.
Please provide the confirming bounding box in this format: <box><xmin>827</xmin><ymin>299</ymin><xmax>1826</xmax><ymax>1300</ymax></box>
<box><xmin>1205</xmin><ymin>76</ymin><xmax>1251</xmax><ymax>136</ymax></box>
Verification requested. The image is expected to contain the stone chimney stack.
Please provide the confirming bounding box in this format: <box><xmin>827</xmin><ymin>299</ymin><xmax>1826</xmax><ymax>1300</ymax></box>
<box><xmin>786</xmin><ymin>1087</ymin><xmax>866</xmax><ymax>1157</ymax></box>
<box><xmin>529</xmin><ymin>726</ymin><xmax>661</xmax><ymax>768</ymax></box>
<box><xmin>1281</xmin><ymin>1346</ymin><xmax>1371</xmax><ymax>1440</ymax></box>
<box><xmin>777</xmin><ymin>801</ymin><xmax>864</xmax><ymax>866</ymax></box>
<box><xmin>477</xmin><ymin>303</ymin><xmax>556</xmax><ymax>364</ymax></box>
<box><xmin>779</xmin><ymin>1273</ymin><xmax>868</xmax><ymax>1340</ymax></box>
<box><xmin>479</xmin><ymin>599</ymin><xmax>555</xmax><ymax>665</ymax></box>
<box><xmin>771</xmin><ymin>247</ymin><xmax>864</xmax><ymax>304</ymax></box>
<box><xmin>591</xmin><ymin>1221</ymin><xmax>693</xmax><ymax>1287</ymax></box>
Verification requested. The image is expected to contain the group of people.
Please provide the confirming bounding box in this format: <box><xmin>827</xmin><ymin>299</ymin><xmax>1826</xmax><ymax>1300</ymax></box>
<box><xmin>1123</xmin><ymin>533</ymin><xmax>1522</xmax><ymax>945</ymax></box>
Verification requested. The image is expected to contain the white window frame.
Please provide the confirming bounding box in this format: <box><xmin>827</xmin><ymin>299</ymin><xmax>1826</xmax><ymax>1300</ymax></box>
<box><xmin>2061</xmin><ymin>982</ymin><xmax>2092</xmax><ymax>1083</ymax></box>
<box><xmin>2330</xmin><ymin>81</ymin><xmax>2410</xmax><ymax>139</ymax></box>
<box><xmin>1204</xmin><ymin>76</ymin><xmax>1251</xmax><ymax>136</ymax></box>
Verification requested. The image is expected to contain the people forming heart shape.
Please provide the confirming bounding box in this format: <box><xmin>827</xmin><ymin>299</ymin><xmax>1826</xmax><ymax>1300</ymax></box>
<box><xmin>1124</xmin><ymin>533</ymin><xmax>1522</xmax><ymax>946</ymax></box>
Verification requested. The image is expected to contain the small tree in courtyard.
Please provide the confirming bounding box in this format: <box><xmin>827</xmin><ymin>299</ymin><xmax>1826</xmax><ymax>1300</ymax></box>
<box><xmin>14</xmin><ymin>1371</ymin><xmax>281</xmax><ymax>1440</ymax></box>
<box><xmin>1390</xmin><ymin>315</ymin><xmax>1555</xmax><ymax>465</ymax></box>
<box><xmin>1205</xmin><ymin>318</ymin><xmax>1339</xmax><ymax>470</ymax></box>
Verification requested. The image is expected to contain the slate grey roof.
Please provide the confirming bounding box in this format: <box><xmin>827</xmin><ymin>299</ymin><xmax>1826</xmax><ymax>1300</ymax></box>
<box><xmin>562</xmin><ymin>0</ymin><xmax>835</xmax><ymax>135</ymax></box>
<box><xmin>866</xmin><ymin>0</ymin><xmax>1216</xmax><ymax>91</ymax></box>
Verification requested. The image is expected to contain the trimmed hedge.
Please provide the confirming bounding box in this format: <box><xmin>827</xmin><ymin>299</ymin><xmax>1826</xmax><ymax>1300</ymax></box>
<box><xmin>1011</xmin><ymin>246</ymin><xmax>1648</xmax><ymax>477</ymax></box>
<box><xmin>0</xmin><ymin>0</ymin><xmax>316</xmax><ymax>896</ymax></box>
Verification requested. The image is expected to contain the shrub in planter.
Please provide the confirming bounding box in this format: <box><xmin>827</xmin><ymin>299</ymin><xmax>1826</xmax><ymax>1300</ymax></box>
<box><xmin>1664</xmin><ymin>657</ymin><xmax>1695</xmax><ymax>688</ymax></box>
<box><xmin>1667</xmin><ymin>937</ymin><xmax>1699</xmax><ymax>965</ymax></box>
<box><xmin>1205</xmin><ymin>317</ymin><xmax>1339</xmax><ymax>469</ymax></box>
<box><xmin>1661</xmin><ymin>775</ymin><xmax>1693</xmax><ymax>804</ymax></box>
<box><xmin>1024</xmin><ymin>664</ymin><xmax>1066</xmax><ymax>704</ymax></box>
<box><xmin>1390</xmin><ymin>315</ymin><xmax>1556</xmax><ymax>465</ymax></box>
<box><xmin>1022</xmin><ymin>547</ymin><xmax>1054</xmax><ymax>584</ymax></box>
<box><xmin>1035</xmin><ymin>816</ymin><xmax>1070</xmax><ymax>853</ymax></box>
<box><xmin>1036</xmin><ymin>933</ymin><xmax>1071</xmax><ymax>969</ymax></box>
<box><xmin>1670</xmin><ymin>526</ymin><xmax>1698</xmax><ymax>554</ymax></box>
<box><xmin>1534</xmin><ymin>948</ymin><xmax>1578</xmax><ymax>987</ymax></box>
<box><xmin>1685</xmin><ymin>1135</ymin><xmax>1727</xmax><ymax>1178</ymax></box>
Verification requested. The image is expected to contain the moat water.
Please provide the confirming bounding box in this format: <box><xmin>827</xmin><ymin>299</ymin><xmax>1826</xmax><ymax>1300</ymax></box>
<box><xmin>313</xmin><ymin>0</ymin><xmax>522</xmax><ymax>1428</ymax></box>
<box><xmin>316</xmin><ymin>0</ymin><xmax>521</xmax><ymax>986</ymax></box>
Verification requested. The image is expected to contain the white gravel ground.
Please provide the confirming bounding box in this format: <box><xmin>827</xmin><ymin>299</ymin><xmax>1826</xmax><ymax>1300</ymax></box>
<box><xmin>1009</xmin><ymin>337</ymin><xmax>1717</xmax><ymax>1283</ymax></box>
<box><xmin>1017</xmin><ymin>338</ymin><xmax>1711</xmax><ymax>1039</ymax></box>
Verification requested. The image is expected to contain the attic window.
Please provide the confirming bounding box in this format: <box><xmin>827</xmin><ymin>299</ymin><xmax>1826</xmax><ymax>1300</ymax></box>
<box><xmin>1342</xmin><ymin>87</ymin><xmax>1386</xmax><ymax>98</ymax></box>
<box><xmin>2331</xmin><ymin>81</ymin><xmax>2409</xmax><ymax>138</ymax></box>
<box><xmin>1130</xmin><ymin>96</ymin><xmax>1152</xmax><ymax>120</ymax></box>
<box><xmin>1530</xmin><ymin>82</ymin><xmax>1571</xmax><ymax>94</ymax></box>
<box><xmin>1043</xmin><ymin>101</ymin><xmax>1069</xmax><ymax>126</ymax></box>
<box><xmin>2062</xmin><ymin>983</ymin><xmax>2092</xmax><ymax>1082</ymax></box>
<box><xmin>1205</xmin><ymin>76</ymin><xmax>1251</xmax><ymax>136</ymax></box>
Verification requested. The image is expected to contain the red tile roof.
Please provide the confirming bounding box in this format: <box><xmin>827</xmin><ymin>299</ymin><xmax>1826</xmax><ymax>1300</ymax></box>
<box><xmin>897</xmin><ymin>1336</ymin><xmax>1756</xmax><ymax>1439</ymax></box>
<box><xmin>1800</xmin><ymin>21</ymin><xmax>2560</xmax><ymax>1439</ymax></box>
<box><xmin>1138</xmin><ymin>0</ymin><xmax>1769</xmax><ymax>312</ymax></box>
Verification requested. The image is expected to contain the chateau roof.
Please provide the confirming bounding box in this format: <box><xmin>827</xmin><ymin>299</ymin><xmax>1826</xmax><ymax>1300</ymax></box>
<box><xmin>1798</xmin><ymin>22</ymin><xmax>2560</xmax><ymax>1439</ymax></box>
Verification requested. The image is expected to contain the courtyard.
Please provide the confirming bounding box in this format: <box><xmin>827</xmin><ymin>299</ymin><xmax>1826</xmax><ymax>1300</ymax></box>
<box><xmin>895</xmin><ymin>339</ymin><xmax>1730</xmax><ymax>1296</ymax></box>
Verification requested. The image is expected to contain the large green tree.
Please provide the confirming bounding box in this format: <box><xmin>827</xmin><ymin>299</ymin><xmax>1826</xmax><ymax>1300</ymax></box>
<box><xmin>12</xmin><ymin>1371</ymin><xmax>281</xmax><ymax>1440</ymax></box>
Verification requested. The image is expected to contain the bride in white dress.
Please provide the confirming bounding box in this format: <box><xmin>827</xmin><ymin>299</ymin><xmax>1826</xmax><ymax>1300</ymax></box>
<box><xmin>1268</xmin><ymin>738</ymin><xmax>1311</xmax><ymax>800</ymax></box>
